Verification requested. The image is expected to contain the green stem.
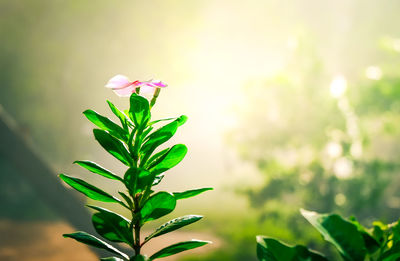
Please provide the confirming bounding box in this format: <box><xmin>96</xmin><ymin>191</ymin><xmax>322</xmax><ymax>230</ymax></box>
<box><xmin>150</xmin><ymin>88</ymin><xmax>161</xmax><ymax>108</ymax></box>
<box><xmin>133</xmin><ymin>194</ymin><xmax>141</xmax><ymax>256</ymax></box>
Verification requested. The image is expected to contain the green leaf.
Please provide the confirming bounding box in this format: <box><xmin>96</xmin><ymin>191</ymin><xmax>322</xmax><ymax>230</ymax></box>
<box><xmin>124</xmin><ymin>168</ymin><xmax>155</xmax><ymax>195</ymax></box>
<box><xmin>349</xmin><ymin>217</ymin><xmax>380</xmax><ymax>254</ymax></box>
<box><xmin>140</xmin><ymin>192</ymin><xmax>176</xmax><ymax>222</ymax></box>
<box><xmin>145</xmin><ymin>148</ymin><xmax>170</xmax><ymax>168</ymax></box>
<box><xmin>140</xmin><ymin>120</ymin><xmax>180</xmax><ymax>163</ymax></box>
<box><xmin>63</xmin><ymin>231</ymin><xmax>129</xmax><ymax>260</ymax></box>
<box><xmin>101</xmin><ymin>257</ymin><xmax>125</xmax><ymax>261</ymax></box>
<box><xmin>256</xmin><ymin>236</ymin><xmax>328</xmax><ymax>261</ymax></box>
<box><xmin>144</xmin><ymin>215</ymin><xmax>203</xmax><ymax>244</ymax></box>
<box><xmin>149</xmin><ymin>240</ymin><xmax>210</xmax><ymax>260</ymax></box>
<box><xmin>173</xmin><ymin>188</ymin><xmax>213</xmax><ymax>200</ymax></box>
<box><xmin>131</xmin><ymin>255</ymin><xmax>149</xmax><ymax>261</ymax></box>
<box><xmin>83</xmin><ymin>109</ymin><xmax>128</xmax><ymax>141</ymax></box>
<box><xmin>74</xmin><ymin>160</ymin><xmax>122</xmax><ymax>181</ymax></box>
<box><xmin>129</xmin><ymin>94</ymin><xmax>150</xmax><ymax>127</ymax></box>
<box><xmin>148</xmin><ymin>144</ymin><xmax>187</xmax><ymax>175</ymax></box>
<box><xmin>301</xmin><ymin>209</ymin><xmax>367</xmax><ymax>261</ymax></box>
<box><xmin>93</xmin><ymin>129</ymin><xmax>133</xmax><ymax>166</ymax></box>
<box><xmin>149</xmin><ymin>115</ymin><xmax>188</xmax><ymax>126</ymax></box>
<box><xmin>118</xmin><ymin>191</ymin><xmax>133</xmax><ymax>208</ymax></box>
<box><xmin>59</xmin><ymin>174</ymin><xmax>122</xmax><ymax>204</ymax></box>
<box><xmin>107</xmin><ymin>100</ymin><xmax>132</xmax><ymax>130</ymax></box>
<box><xmin>152</xmin><ymin>175</ymin><xmax>164</xmax><ymax>186</ymax></box>
<box><xmin>88</xmin><ymin>206</ymin><xmax>133</xmax><ymax>245</ymax></box>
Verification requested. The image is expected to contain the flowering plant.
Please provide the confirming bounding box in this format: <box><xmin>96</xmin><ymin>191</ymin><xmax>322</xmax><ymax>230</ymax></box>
<box><xmin>59</xmin><ymin>75</ymin><xmax>212</xmax><ymax>261</ymax></box>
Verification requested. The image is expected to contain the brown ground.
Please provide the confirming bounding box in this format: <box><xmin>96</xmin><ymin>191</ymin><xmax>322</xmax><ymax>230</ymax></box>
<box><xmin>0</xmin><ymin>220</ymin><xmax>220</xmax><ymax>261</ymax></box>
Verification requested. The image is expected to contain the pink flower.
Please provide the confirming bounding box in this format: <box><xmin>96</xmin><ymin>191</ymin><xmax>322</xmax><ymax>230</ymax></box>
<box><xmin>105</xmin><ymin>74</ymin><xmax>167</xmax><ymax>97</ymax></box>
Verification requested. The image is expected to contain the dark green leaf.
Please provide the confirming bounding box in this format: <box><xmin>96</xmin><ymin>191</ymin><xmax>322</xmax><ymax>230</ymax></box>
<box><xmin>129</xmin><ymin>94</ymin><xmax>150</xmax><ymax>127</ymax></box>
<box><xmin>140</xmin><ymin>120</ymin><xmax>180</xmax><ymax>163</ymax></box>
<box><xmin>140</xmin><ymin>192</ymin><xmax>176</xmax><ymax>222</ymax></box>
<box><xmin>149</xmin><ymin>240</ymin><xmax>210</xmax><ymax>260</ymax></box>
<box><xmin>118</xmin><ymin>192</ymin><xmax>133</xmax><ymax>208</ymax></box>
<box><xmin>88</xmin><ymin>206</ymin><xmax>133</xmax><ymax>245</ymax></box>
<box><xmin>74</xmin><ymin>160</ymin><xmax>122</xmax><ymax>181</ymax></box>
<box><xmin>107</xmin><ymin>100</ymin><xmax>132</xmax><ymax>130</ymax></box>
<box><xmin>101</xmin><ymin>257</ymin><xmax>125</xmax><ymax>261</ymax></box>
<box><xmin>349</xmin><ymin>217</ymin><xmax>380</xmax><ymax>254</ymax></box>
<box><xmin>148</xmin><ymin>144</ymin><xmax>187</xmax><ymax>175</ymax></box>
<box><xmin>144</xmin><ymin>215</ymin><xmax>203</xmax><ymax>243</ymax></box>
<box><xmin>124</xmin><ymin>168</ymin><xmax>155</xmax><ymax>195</ymax></box>
<box><xmin>301</xmin><ymin>209</ymin><xmax>367</xmax><ymax>261</ymax></box>
<box><xmin>59</xmin><ymin>174</ymin><xmax>122</xmax><ymax>204</ymax></box>
<box><xmin>83</xmin><ymin>109</ymin><xmax>128</xmax><ymax>141</ymax></box>
<box><xmin>256</xmin><ymin>236</ymin><xmax>328</xmax><ymax>261</ymax></box>
<box><xmin>93</xmin><ymin>129</ymin><xmax>133</xmax><ymax>166</ymax></box>
<box><xmin>173</xmin><ymin>188</ymin><xmax>213</xmax><ymax>200</ymax></box>
<box><xmin>63</xmin><ymin>231</ymin><xmax>129</xmax><ymax>260</ymax></box>
<box><xmin>145</xmin><ymin>148</ymin><xmax>170</xmax><ymax>168</ymax></box>
<box><xmin>131</xmin><ymin>255</ymin><xmax>149</xmax><ymax>261</ymax></box>
<box><xmin>152</xmin><ymin>175</ymin><xmax>164</xmax><ymax>186</ymax></box>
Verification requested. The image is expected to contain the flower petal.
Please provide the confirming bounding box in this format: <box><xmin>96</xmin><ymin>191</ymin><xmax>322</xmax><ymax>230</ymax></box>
<box><xmin>112</xmin><ymin>85</ymin><xmax>137</xmax><ymax>97</ymax></box>
<box><xmin>105</xmin><ymin>74</ymin><xmax>132</xmax><ymax>89</ymax></box>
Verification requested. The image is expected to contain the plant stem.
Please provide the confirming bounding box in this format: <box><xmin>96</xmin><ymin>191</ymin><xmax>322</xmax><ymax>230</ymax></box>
<box><xmin>133</xmin><ymin>194</ymin><xmax>141</xmax><ymax>255</ymax></box>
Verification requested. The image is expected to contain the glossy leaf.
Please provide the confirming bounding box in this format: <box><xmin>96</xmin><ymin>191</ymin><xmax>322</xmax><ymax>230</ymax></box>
<box><xmin>173</xmin><ymin>188</ymin><xmax>213</xmax><ymax>200</ymax></box>
<box><xmin>152</xmin><ymin>175</ymin><xmax>164</xmax><ymax>186</ymax></box>
<box><xmin>59</xmin><ymin>174</ymin><xmax>122</xmax><ymax>204</ymax></box>
<box><xmin>140</xmin><ymin>120</ymin><xmax>180</xmax><ymax>163</ymax></box>
<box><xmin>256</xmin><ymin>236</ymin><xmax>328</xmax><ymax>261</ymax></box>
<box><xmin>124</xmin><ymin>168</ymin><xmax>155</xmax><ymax>195</ymax></box>
<box><xmin>131</xmin><ymin>255</ymin><xmax>149</xmax><ymax>261</ymax></box>
<box><xmin>63</xmin><ymin>231</ymin><xmax>129</xmax><ymax>260</ymax></box>
<box><xmin>83</xmin><ymin>109</ymin><xmax>128</xmax><ymax>141</ymax></box>
<box><xmin>149</xmin><ymin>240</ymin><xmax>210</xmax><ymax>260</ymax></box>
<box><xmin>148</xmin><ymin>144</ymin><xmax>187</xmax><ymax>175</ymax></box>
<box><xmin>145</xmin><ymin>148</ymin><xmax>170</xmax><ymax>168</ymax></box>
<box><xmin>89</xmin><ymin>206</ymin><xmax>133</xmax><ymax>245</ymax></box>
<box><xmin>74</xmin><ymin>160</ymin><xmax>122</xmax><ymax>181</ymax></box>
<box><xmin>149</xmin><ymin>115</ymin><xmax>188</xmax><ymax>126</ymax></box>
<box><xmin>100</xmin><ymin>257</ymin><xmax>125</xmax><ymax>261</ymax></box>
<box><xmin>107</xmin><ymin>100</ymin><xmax>132</xmax><ymax>130</ymax></box>
<box><xmin>301</xmin><ymin>209</ymin><xmax>367</xmax><ymax>261</ymax></box>
<box><xmin>129</xmin><ymin>94</ymin><xmax>150</xmax><ymax>127</ymax></box>
<box><xmin>349</xmin><ymin>217</ymin><xmax>380</xmax><ymax>254</ymax></box>
<box><xmin>93</xmin><ymin>129</ymin><xmax>133</xmax><ymax>166</ymax></box>
<box><xmin>144</xmin><ymin>215</ymin><xmax>203</xmax><ymax>243</ymax></box>
<box><xmin>140</xmin><ymin>192</ymin><xmax>176</xmax><ymax>222</ymax></box>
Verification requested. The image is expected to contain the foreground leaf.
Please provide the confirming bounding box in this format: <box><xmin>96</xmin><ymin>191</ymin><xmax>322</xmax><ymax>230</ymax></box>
<box><xmin>149</xmin><ymin>240</ymin><xmax>210</xmax><ymax>260</ymax></box>
<box><xmin>93</xmin><ymin>129</ymin><xmax>133</xmax><ymax>166</ymax></box>
<box><xmin>107</xmin><ymin>100</ymin><xmax>132</xmax><ymax>130</ymax></box>
<box><xmin>349</xmin><ymin>217</ymin><xmax>380</xmax><ymax>254</ymax></box>
<box><xmin>301</xmin><ymin>209</ymin><xmax>367</xmax><ymax>261</ymax></box>
<box><xmin>256</xmin><ymin>236</ymin><xmax>328</xmax><ymax>261</ymax></box>
<box><xmin>63</xmin><ymin>231</ymin><xmax>129</xmax><ymax>260</ymax></box>
<box><xmin>173</xmin><ymin>188</ymin><xmax>213</xmax><ymax>200</ymax></box>
<box><xmin>101</xmin><ymin>257</ymin><xmax>125</xmax><ymax>261</ymax></box>
<box><xmin>144</xmin><ymin>215</ymin><xmax>203</xmax><ymax>243</ymax></box>
<box><xmin>83</xmin><ymin>109</ymin><xmax>128</xmax><ymax>141</ymax></box>
<box><xmin>59</xmin><ymin>174</ymin><xmax>122</xmax><ymax>204</ymax></box>
<box><xmin>141</xmin><ymin>192</ymin><xmax>176</xmax><ymax>222</ymax></box>
<box><xmin>124</xmin><ymin>168</ymin><xmax>155</xmax><ymax>195</ymax></box>
<box><xmin>129</xmin><ymin>94</ymin><xmax>150</xmax><ymax>127</ymax></box>
<box><xmin>74</xmin><ymin>160</ymin><xmax>123</xmax><ymax>181</ymax></box>
<box><xmin>89</xmin><ymin>206</ymin><xmax>133</xmax><ymax>245</ymax></box>
<box><xmin>148</xmin><ymin>144</ymin><xmax>187</xmax><ymax>175</ymax></box>
<box><xmin>140</xmin><ymin>120</ymin><xmax>180</xmax><ymax>163</ymax></box>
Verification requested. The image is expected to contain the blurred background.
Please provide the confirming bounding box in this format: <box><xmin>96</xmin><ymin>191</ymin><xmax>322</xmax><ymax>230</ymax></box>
<box><xmin>1</xmin><ymin>0</ymin><xmax>400</xmax><ymax>260</ymax></box>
